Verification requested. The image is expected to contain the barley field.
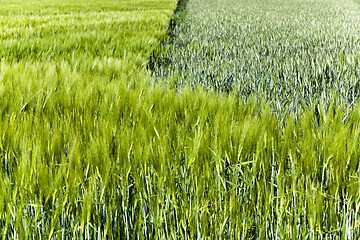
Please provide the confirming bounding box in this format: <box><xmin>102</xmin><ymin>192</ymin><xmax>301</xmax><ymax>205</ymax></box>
<box><xmin>2</xmin><ymin>0</ymin><xmax>360</xmax><ymax>239</ymax></box>
<box><xmin>153</xmin><ymin>0</ymin><xmax>360</xmax><ymax>117</ymax></box>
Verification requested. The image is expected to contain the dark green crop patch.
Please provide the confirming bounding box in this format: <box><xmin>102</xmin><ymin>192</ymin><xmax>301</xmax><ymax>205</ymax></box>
<box><xmin>152</xmin><ymin>0</ymin><xmax>360</xmax><ymax>117</ymax></box>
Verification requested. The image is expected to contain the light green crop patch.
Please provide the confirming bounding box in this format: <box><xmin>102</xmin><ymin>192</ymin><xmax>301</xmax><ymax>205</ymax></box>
<box><xmin>0</xmin><ymin>0</ymin><xmax>179</xmax><ymax>238</ymax></box>
<box><xmin>0</xmin><ymin>0</ymin><xmax>178</xmax><ymax>116</ymax></box>
<box><xmin>0</xmin><ymin>0</ymin><xmax>177</xmax><ymax>66</ymax></box>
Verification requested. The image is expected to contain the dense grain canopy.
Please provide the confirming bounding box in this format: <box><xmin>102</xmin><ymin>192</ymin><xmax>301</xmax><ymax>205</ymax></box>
<box><xmin>2</xmin><ymin>0</ymin><xmax>360</xmax><ymax>239</ymax></box>
<box><xmin>153</xmin><ymin>0</ymin><xmax>360</xmax><ymax>116</ymax></box>
<box><xmin>0</xmin><ymin>0</ymin><xmax>179</xmax><ymax>238</ymax></box>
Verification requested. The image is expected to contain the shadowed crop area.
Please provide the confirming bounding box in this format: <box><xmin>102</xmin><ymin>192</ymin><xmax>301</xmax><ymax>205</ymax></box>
<box><xmin>2</xmin><ymin>0</ymin><xmax>360</xmax><ymax>239</ymax></box>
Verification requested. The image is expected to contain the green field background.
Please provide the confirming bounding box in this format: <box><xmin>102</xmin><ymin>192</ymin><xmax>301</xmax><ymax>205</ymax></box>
<box><xmin>1</xmin><ymin>0</ymin><xmax>360</xmax><ymax>239</ymax></box>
